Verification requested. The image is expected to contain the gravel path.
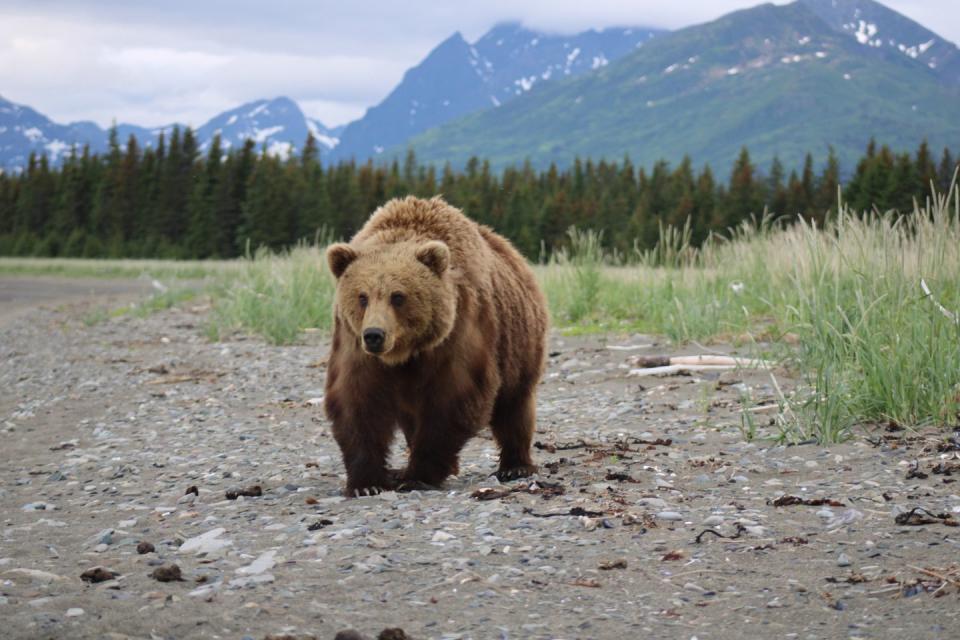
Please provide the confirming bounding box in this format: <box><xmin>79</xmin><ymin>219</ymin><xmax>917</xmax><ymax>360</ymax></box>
<box><xmin>1</xmin><ymin>277</ymin><xmax>959</xmax><ymax>639</ymax></box>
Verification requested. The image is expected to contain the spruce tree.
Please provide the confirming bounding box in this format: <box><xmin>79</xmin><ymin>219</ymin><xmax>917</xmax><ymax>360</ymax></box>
<box><xmin>186</xmin><ymin>135</ymin><xmax>222</xmax><ymax>257</ymax></box>
<box><xmin>937</xmin><ymin>147</ymin><xmax>956</xmax><ymax>194</ymax></box>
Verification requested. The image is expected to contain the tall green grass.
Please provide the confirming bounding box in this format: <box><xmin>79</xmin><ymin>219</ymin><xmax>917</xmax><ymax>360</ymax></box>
<box><xmin>540</xmin><ymin>182</ymin><xmax>960</xmax><ymax>442</ymax></box>
<box><xmin>205</xmin><ymin>244</ymin><xmax>335</xmax><ymax>344</ymax></box>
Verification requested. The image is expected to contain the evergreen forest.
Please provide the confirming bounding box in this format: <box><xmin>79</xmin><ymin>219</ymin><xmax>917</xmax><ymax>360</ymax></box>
<box><xmin>0</xmin><ymin>127</ymin><xmax>956</xmax><ymax>260</ymax></box>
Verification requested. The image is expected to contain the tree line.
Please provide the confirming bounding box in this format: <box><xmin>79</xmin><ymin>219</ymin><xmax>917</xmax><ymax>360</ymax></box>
<box><xmin>0</xmin><ymin>127</ymin><xmax>956</xmax><ymax>260</ymax></box>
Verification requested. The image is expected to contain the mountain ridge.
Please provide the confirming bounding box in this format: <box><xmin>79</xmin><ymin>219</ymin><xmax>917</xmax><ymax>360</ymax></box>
<box><xmin>0</xmin><ymin>95</ymin><xmax>342</xmax><ymax>173</ymax></box>
<box><xmin>329</xmin><ymin>22</ymin><xmax>664</xmax><ymax>161</ymax></box>
<box><xmin>399</xmin><ymin>1</ymin><xmax>960</xmax><ymax>176</ymax></box>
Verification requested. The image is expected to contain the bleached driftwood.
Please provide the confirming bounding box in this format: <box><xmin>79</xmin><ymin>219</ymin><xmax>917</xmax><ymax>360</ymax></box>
<box><xmin>605</xmin><ymin>344</ymin><xmax>654</xmax><ymax>352</ymax></box>
<box><xmin>627</xmin><ymin>354</ymin><xmax>772</xmax><ymax>377</ymax></box>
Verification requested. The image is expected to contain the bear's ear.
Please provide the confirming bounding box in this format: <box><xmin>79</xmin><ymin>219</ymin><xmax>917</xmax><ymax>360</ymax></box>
<box><xmin>416</xmin><ymin>241</ymin><xmax>450</xmax><ymax>277</ymax></box>
<box><xmin>326</xmin><ymin>243</ymin><xmax>358</xmax><ymax>279</ymax></box>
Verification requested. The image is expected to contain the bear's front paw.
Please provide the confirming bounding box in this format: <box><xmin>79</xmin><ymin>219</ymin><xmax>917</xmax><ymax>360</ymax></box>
<box><xmin>495</xmin><ymin>464</ymin><xmax>538</xmax><ymax>482</ymax></box>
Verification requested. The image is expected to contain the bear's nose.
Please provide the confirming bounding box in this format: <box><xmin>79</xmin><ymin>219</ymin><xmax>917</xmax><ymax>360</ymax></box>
<box><xmin>363</xmin><ymin>328</ymin><xmax>386</xmax><ymax>353</ymax></box>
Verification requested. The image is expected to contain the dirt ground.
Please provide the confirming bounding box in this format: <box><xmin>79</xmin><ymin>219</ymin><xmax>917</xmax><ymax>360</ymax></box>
<box><xmin>1</xmin><ymin>275</ymin><xmax>959</xmax><ymax>640</ymax></box>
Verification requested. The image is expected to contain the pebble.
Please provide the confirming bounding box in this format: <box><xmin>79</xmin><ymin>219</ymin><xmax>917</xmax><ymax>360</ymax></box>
<box><xmin>229</xmin><ymin>573</ymin><xmax>275</xmax><ymax>588</ymax></box>
<box><xmin>21</xmin><ymin>502</ymin><xmax>52</xmax><ymax>511</ymax></box>
<box><xmin>637</xmin><ymin>498</ymin><xmax>667</xmax><ymax>509</ymax></box>
<box><xmin>66</xmin><ymin>608</ymin><xmax>84</xmax><ymax>617</ymax></box>
<box><xmin>431</xmin><ymin>531</ymin><xmax>456</xmax><ymax>542</ymax></box>
<box><xmin>837</xmin><ymin>553</ymin><xmax>852</xmax><ymax>567</ymax></box>
<box><xmin>236</xmin><ymin>550</ymin><xmax>277</xmax><ymax>575</ymax></box>
<box><xmin>179</xmin><ymin>528</ymin><xmax>231</xmax><ymax>555</ymax></box>
<box><xmin>656</xmin><ymin>511</ymin><xmax>683</xmax><ymax>521</ymax></box>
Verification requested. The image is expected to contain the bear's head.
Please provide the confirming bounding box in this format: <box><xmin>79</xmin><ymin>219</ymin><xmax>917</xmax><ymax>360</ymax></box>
<box><xmin>326</xmin><ymin>240</ymin><xmax>457</xmax><ymax>365</ymax></box>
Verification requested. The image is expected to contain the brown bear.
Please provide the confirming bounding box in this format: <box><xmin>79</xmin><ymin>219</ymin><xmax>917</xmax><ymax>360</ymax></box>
<box><xmin>324</xmin><ymin>196</ymin><xmax>548</xmax><ymax>496</ymax></box>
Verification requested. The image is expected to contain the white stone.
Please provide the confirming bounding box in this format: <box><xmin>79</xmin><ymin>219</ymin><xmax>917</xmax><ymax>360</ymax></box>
<box><xmin>236</xmin><ymin>550</ymin><xmax>276</xmax><ymax>575</ymax></box>
<box><xmin>179</xmin><ymin>527</ymin><xmax>232</xmax><ymax>555</ymax></box>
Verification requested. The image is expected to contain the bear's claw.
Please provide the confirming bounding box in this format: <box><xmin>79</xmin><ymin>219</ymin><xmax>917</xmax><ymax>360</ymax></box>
<box><xmin>495</xmin><ymin>464</ymin><xmax>538</xmax><ymax>482</ymax></box>
<box><xmin>349</xmin><ymin>486</ymin><xmax>385</xmax><ymax>498</ymax></box>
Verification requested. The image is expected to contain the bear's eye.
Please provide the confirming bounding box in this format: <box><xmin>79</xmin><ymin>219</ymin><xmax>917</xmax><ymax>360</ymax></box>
<box><xmin>358</xmin><ymin>294</ymin><xmax>368</xmax><ymax>308</ymax></box>
<box><xmin>390</xmin><ymin>292</ymin><xmax>406</xmax><ymax>307</ymax></box>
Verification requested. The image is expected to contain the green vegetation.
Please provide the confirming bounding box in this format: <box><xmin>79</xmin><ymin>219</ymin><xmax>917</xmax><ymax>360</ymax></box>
<box><xmin>205</xmin><ymin>244</ymin><xmax>335</xmax><ymax>345</ymax></box>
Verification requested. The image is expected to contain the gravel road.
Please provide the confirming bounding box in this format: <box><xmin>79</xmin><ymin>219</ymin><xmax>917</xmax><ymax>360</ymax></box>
<box><xmin>1</xmin><ymin>276</ymin><xmax>958</xmax><ymax>640</ymax></box>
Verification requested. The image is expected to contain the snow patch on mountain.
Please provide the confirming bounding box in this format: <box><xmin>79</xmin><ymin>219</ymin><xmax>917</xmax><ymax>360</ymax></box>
<box><xmin>22</xmin><ymin>127</ymin><xmax>43</xmax><ymax>142</ymax></box>
<box><xmin>252</xmin><ymin>125</ymin><xmax>284</xmax><ymax>143</ymax></box>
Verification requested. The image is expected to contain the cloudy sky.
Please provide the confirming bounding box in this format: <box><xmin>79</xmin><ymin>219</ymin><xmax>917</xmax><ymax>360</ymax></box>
<box><xmin>0</xmin><ymin>0</ymin><xmax>956</xmax><ymax>128</ymax></box>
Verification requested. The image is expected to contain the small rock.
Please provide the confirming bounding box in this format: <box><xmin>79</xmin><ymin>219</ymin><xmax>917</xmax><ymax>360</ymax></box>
<box><xmin>431</xmin><ymin>531</ymin><xmax>455</xmax><ymax>543</ymax></box>
<box><xmin>179</xmin><ymin>527</ymin><xmax>231</xmax><ymax>555</ymax></box>
<box><xmin>334</xmin><ymin>632</ymin><xmax>369</xmax><ymax>640</ymax></box>
<box><xmin>636</xmin><ymin>497</ymin><xmax>667</xmax><ymax>509</ymax></box>
<box><xmin>137</xmin><ymin>541</ymin><xmax>156</xmax><ymax>555</ymax></box>
<box><xmin>656</xmin><ymin>511</ymin><xmax>683</xmax><ymax>521</ymax></box>
<box><xmin>236</xmin><ymin>551</ymin><xmax>277</xmax><ymax>576</ymax></box>
<box><xmin>837</xmin><ymin>553</ymin><xmax>851</xmax><ymax>567</ymax></box>
<box><xmin>65</xmin><ymin>608</ymin><xmax>84</xmax><ymax>617</ymax></box>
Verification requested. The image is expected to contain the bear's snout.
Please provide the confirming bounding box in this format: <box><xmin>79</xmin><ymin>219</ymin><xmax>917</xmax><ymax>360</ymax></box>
<box><xmin>362</xmin><ymin>327</ymin><xmax>387</xmax><ymax>353</ymax></box>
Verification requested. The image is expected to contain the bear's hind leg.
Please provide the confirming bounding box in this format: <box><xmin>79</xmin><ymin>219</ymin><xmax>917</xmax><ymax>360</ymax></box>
<box><xmin>490</xmin><ymin>390</ymin><xmax>538</xmax><ymax>481</ymax></box>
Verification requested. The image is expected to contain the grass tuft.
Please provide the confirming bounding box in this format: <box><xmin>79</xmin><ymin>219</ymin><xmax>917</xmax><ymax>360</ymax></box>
<box><xmin>206</xmin><ymin>244</ymin><xmax>334</xmax><ymax>345</ymax></box>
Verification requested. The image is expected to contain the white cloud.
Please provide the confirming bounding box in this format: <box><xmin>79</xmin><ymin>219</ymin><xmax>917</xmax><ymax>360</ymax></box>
<box><xmin>0</xmin><ymin>1</ymin><xmax>957</xmax><ymax>128</ymax></box>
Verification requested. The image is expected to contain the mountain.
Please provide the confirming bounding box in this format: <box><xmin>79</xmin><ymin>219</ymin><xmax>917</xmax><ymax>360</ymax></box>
<box><xmin>401</xmin><ymin>1</ymin><xmax>960</xmax><ymax>176</ymax></box>
<box><xmin>194</xmin><ymin>97</ymin><xmax>342</xmax><ymax>158</ymax></box>
<box><xmin>330</xmin><ymin>23</ymin><xmax>663</xmax><ymax>161</ymax></box>
<box><xmin>799</xmin><ymin>0</ymin><xmax>960</xmax><ymax>86</ymax></box>
<box><xmin>0</xmin><ymin>95</ymin><xmax>342</xmax><ymax>173</ymax></box>
<box><xmin>0</xmin><ymin>95</ymin><xmax>154</xmax><ymax>171</ymax></box>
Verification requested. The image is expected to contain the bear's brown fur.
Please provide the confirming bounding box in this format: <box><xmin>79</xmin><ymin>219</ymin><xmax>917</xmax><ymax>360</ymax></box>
<box><xmin>324</xmin><ymin>196</ymin><xmax>548</xmax><ymax>495</ymax></box>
